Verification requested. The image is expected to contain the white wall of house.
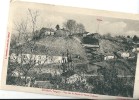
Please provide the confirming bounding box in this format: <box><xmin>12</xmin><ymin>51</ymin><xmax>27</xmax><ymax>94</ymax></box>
<box><xmin>104</xmin><ymin>55</ymin><xmax>115</xmax><ymax>60</ymax></box>
<box><xmin>45</xmin><ymin>31</ymin><xmax>55</xmax><ymax>35</ymax></box>
<box><xmin>10</xmin><ymin>53</ymin><xmax>68</xmax><ymax>65</ymax></box>
<box><xmin>132</xmin><ymin>48</ymin><xmax>139</xmax><ymax>52</ymax></box>
<box><xmin>121</xmin><ymin>52</ymin><xmax>130</xmax><ymax>58</ymax></box>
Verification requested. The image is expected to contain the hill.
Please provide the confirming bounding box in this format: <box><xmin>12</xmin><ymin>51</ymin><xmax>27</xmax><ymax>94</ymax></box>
<box><xmin>11</xmin><ymin>35</ymin><xmax>88</xmax><ymax>64</ymax></box>
<box><xmin>97</xmin><ymin>39</ymin><xmax>128</xmax><ymax>55</ymax></box>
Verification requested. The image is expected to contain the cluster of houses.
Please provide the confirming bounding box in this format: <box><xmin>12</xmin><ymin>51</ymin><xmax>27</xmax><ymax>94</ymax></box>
<box><xmin>10</xmin><ymin>47</ymin><xmax>136</xmax><ymax>68</ymax></box>
<box><xmin>39</xmin><ymin>27</ymin><xmax>70</xmax><ymax>37</ymax></box>
<box><xmin>11</xmin><ymin>68</ymin><xmax>87</xmax><ymax>88</ymax></box>
<box><xmin>103</xmin><ymin>48</ymin><xmax>138</xmax><ymax>61</ymax></box>
<box><xmin>104</xmin><ymin>52</ymin><xmax>130</xmax><ymax>60</ymax></box>
<box><xmin>82</xmin><ymin>32</ymin><xmax>138</xmax><ymax>61</ymax></box>
<box><xmin>10</xmin><ymin>53</ymin><xmax>68</xmax><ymax>65</ymax></box>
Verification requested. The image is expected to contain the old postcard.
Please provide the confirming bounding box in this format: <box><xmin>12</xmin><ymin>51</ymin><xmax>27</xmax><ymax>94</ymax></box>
<box><xmin>1</xmin><ymin>0</ymin><xmax>139</xmax><ymax>99</ymax></box>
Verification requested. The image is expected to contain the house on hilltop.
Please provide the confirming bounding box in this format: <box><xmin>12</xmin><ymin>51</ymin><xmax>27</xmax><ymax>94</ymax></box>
<box><xmin>89</xmin><ymin>33</ymin><xmax>101</xmax><ymax>39</ymax></box>
<box><xmin>83</xmin><ymin>32</ymin><xmax>101</xmax><ymax>39</ymax></box>
<box><xmin>83</xmin><ymin>32</ymin><xmax>89</xmax><ymax>37</ymax></box>
<box><xmin>82</xmin><ymin>35</ymin><xmax>99</xmax><ymax>47</ymax></box>
<box><xmin>82</xmin><ymin>32</ymin><xmax>100</xmax><ymax>48</ymax></box>
<box><xmin>44</xmin><ymin>28</ymin><xmax>55</xmax><ymax>35</ymax></box>
<box><xmin>40</xmin><ymin>27</ymin><xmax>55</xmax><ymax>37</ymax></box>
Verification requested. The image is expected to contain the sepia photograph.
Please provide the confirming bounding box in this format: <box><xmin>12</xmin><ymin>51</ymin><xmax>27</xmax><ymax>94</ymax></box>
<box><xmin>1</xmin><ymin>0</ymin><xmax>139</xmax><ymax>99</ymax></box>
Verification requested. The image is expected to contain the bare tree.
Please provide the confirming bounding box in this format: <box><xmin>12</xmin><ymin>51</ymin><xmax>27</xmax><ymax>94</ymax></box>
<box><xmin>28</xmin><ymin>8</ymin><xmax>39</xmax><ymax>36</ymax></box>
<box><xmin>8</xmin><ymin>9</ymin><xmax>50</xmax><ymax>87</ymax></box>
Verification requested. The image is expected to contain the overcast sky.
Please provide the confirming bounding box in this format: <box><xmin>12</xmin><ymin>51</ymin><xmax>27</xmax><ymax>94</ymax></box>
<box><xmin>11</xmin><ymin>2</ymin><xmax>139</xmax><ymax>37</ymax></box>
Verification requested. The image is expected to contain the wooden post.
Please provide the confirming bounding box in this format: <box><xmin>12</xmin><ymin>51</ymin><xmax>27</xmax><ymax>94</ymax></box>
<box><xmin>96</xmin><ymin>18</ymin><xmax>102</xmax><ymax>33</ymax></box>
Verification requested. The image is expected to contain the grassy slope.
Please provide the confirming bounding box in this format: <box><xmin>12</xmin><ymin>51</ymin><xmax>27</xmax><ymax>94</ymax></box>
<box><xmin>97</xmin><ymin>39</ymin><xmax>127</xmax><ymax>55</ymax></box>
<box><xmin>36</xmin><ymin>36</ymin><xmax>88</xmax><ymax>62</ymax></box>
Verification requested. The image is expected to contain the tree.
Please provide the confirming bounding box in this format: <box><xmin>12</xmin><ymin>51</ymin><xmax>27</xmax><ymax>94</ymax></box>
<box><xmin>55</xmin><ymin>24</ymin><xmax>60</xmax><ymax>30</ymax></box>
<box><xmin>28</xmin><ymin>9</ymin><xmax>39</xmax><ymax>36</ymax></box>
<box><xmin>76</xmin><ymin>23</ymin><xmax>86</xmax><ymax>33</ymax></box>
<box><xmin>63</xmin><ymin>19</ymin><xmax>77</xmax><ymax>35</ymax></box>
<box><xmin>103</xmin><ymin>33</ymin><xmax>111</xmax><ymax>39</ymax></box>
<box><xmin>133</xmin><ymin>35</ymin><xmax>138</xmax><ymax>42</ymax></box>
<box><xmin>127</xmin><ymin>35</ymin><xmax>130</xmax><ymax>38</ymax></box>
